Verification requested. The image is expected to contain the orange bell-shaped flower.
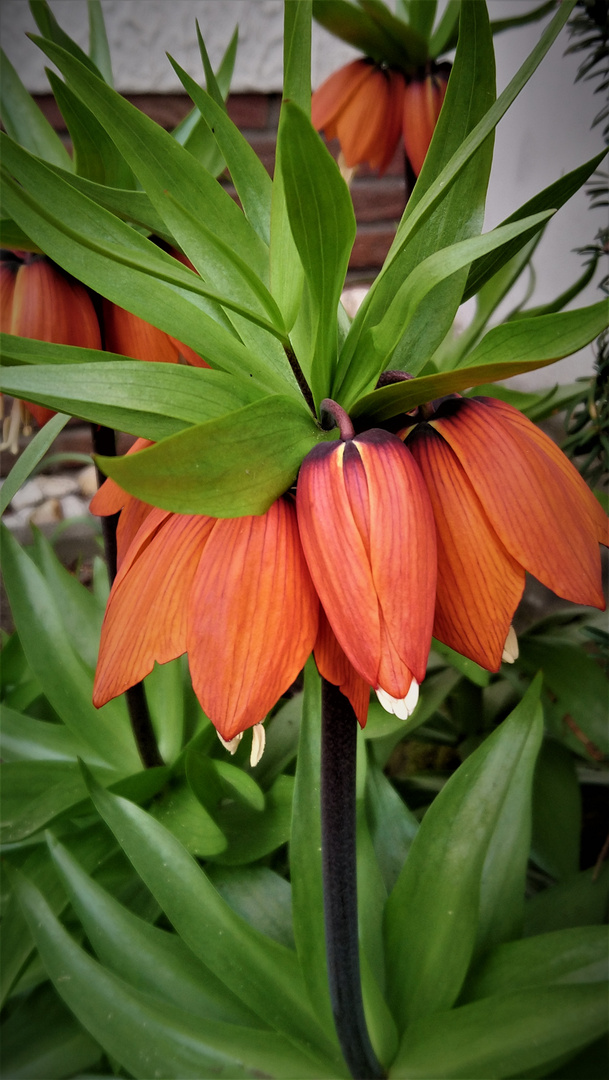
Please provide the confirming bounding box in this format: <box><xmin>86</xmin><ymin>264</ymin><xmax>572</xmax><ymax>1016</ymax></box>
<box><xmin>297</xmin><ymin>427</ymin><xmax>437</xmax><ymax>719</ymax></box>
<box><xmin>403</xmin><ymin>64</ymin><xmax>450</xmax><ymax>176</ymax></box>
<box><xmin>93</xmin><ymin>496</ymin><xmax>319</xmax><ymax>743</ymax></box>
<box><xmin>312</xmin><ymin>58</ymin><xmax>406</xmax><ymax>175</ymax></box>
<box><xmin>406</xmin><ymin>395</ymin><xmax>608</xmax><ymax>671</ymax></box>
<box><xmin>1</xmin><ymin>254</ymin><xmax>101</xmax><ymax>449</ymax></box>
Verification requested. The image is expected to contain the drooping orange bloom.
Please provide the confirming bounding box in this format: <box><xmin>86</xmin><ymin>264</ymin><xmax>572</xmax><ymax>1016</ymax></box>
<box><xmin>404</xmin><ymin>395</ymin><xmax>608</xmax><ymax>671</ymax></box>
<box><xmin>92</xmin><ymin>493</ymin><xmax>320</xmax><ymax>744</ymax></box>
<box><xmin>312</xmin><ymin>59</ymin><xmax>406</xmax><ymax>174</ymax></box>
<box><xmin>92</xmin><ymin>427</ymin><xmax>437</xmax><ymax>741</ymax></box>
<box><xmin>402</xmin><ymin>65</ymin><xmax>450</xmax><ymax>176</ymax></box>
<box><xmin>102</xmin><ymin>301</ymin><xmax>209</xmax><ymax>369</ymax></box>
<box><xmin>1</xmin><ymin>254</ymin><xmax>101</xmax><ymax>449</ymax></box>
<box><xmin>297</xmin><ymin>429</ymin><xmax>436</xmax><ymax>722</ymax></box>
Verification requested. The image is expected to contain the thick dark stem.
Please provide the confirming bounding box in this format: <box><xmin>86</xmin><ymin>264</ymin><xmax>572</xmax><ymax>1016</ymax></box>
<box><xmin>321</xmin><ymin>679</ymin><xmax>385</xmax><ymax>1080</ymax></box>
<box><xmin>284</xmin><ymin>344</ymin><xmax>316</xmax><ymax>416</ymax></box>
<box><xmin>90</xmin><ymin>424</ymin><xmax>163</xmax><ymax>770</ymax></box>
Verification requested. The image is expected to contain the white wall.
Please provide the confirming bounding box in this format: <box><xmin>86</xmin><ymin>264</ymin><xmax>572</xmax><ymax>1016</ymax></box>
<box><xmin>1</xmin><ymin>0</ymin><xmax>606</xmax><ymax>387</ymax></box>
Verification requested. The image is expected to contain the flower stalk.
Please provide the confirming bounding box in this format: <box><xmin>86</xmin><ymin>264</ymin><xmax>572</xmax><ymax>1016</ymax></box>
<box><xmin>321</xmin><ymin>677</ymin><xmax>385</xmax><ymax>1080</ymax></box>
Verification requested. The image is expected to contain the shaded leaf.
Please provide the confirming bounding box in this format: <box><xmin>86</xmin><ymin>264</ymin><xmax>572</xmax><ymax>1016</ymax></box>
<box><xmin>0</xmin><ymin>48</ymin><xmax>72</xmax><ymax>170</ymax></box>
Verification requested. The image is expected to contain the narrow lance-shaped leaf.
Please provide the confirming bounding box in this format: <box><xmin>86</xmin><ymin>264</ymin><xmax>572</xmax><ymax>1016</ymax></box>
<box><xmin>0</xmin><ymin>413</ymin><xmax>68</xmax><ymax>515</ymax></box>
<box><xmin>0</xmin><ymin>361</ymin><xmax>267</xmax><ymax>443</ymax></box>
<box><xmin>96</xmin><ymin>395</ymin><xmax>337</xmax><ymax>518</ymax></box>
<box><xmin>281</xmin><ymin>101</ymin><xmax>356</xmax><ymax>407</ymax></box>
<box><xmin>340</xmin><ymin>209</ymin><xmax>553</xmax><ymax>407</ymax></box>
<box><xmin>463</xmin><ymin>148</ymin><xmax>608</xmax><ymax>301</ymax></box>
<box><xmin>351</xmin><ymin>298</ymin><xmax>608</xmax><ymax>423</ymax></box>
<box><xmin>167</xmin><ymin>54</ymin><xmax>272</xmax><ymax>246</ymax></box>
<box><xmin>390</xmin><ymin>983</ymin><xmax>608</xmax><ymax>1079</ymax></box>
<box><xmin>0</xmin><ymin>136</ymin><xmax>290</xmax><ymax>393</ymax></box>
<box><xmin>384</xmin><ymin>676</ymin><xmax>543</xmax><ymax>1030</ymax></box>
<box><xmin>335</xmin><ymin>0</ymin><xmax>496</xmax><ymax>399</ymax></box>
<box><xmin>87</xmin><ymin>0</ymin><xmax>114</xmax><ymax>86</ymax></box>
<box><xmin>81</xmin><ymin>767</ymin><xmax>347</xmax><ymax>1071</ymax></box>
<box><xmin>0</xmin><ymin>48</ymin><xmax>72</xmax><ymax>169</ymax></box>
<box><xmin>12</xmin><ymin>870</ymin><xmax>336</xmax><ymax>1080</ymax></box>
<box><xmin>30</xmin><ymin>36</ymin><xmax>269</xmax><ymax>279</ymax></box>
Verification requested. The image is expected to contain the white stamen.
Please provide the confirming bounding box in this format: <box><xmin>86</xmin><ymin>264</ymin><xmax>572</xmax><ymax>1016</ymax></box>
<box><xmin>501</xmin><ymin>625</ymin><xmax>519</xmax><ymax>664</ymax></box>
<box><xmin>249</xmin><ymin>723</ymin><xmax>266</xmax><ymax>767</ymax></box>
<box><xmin>216</xmin><ymin>730</ymin><xmax>243</xmax><ymax>755</ymax></box>
<box><xmin>376</xmin><ymin>680</ymin><xmax>419</xmax><ymax>720</ymax></box>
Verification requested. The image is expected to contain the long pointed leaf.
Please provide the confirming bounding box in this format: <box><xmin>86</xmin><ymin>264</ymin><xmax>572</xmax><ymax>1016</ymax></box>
<box><xmin>81</xmin><ymin>768</ymin><xmax>347</xmax><ymax>1071</ymax></box>
<box><xmin>13</xmin><ymin>869</ymin><xmax>335</xmax><ymax>1080</ymax></box>
<box><xmin>384</xmin><ymin>677</ymin><xmax>543</xmax><ymax>1029</ymax></box>
<box><xmin>0</xmin><ymin>48</ymin><xmax>72</xmax><ymax>169</ymax></box>
<box><xmin>0</xmin><ymin>412</ymin><xmax>68</xmax><ymax>515</ymax></box>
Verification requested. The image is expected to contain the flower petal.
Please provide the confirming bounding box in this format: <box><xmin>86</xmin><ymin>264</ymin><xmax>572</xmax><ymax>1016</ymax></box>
<box><xmin>188</xmin><ymin>498</ymin><xmax>319</xmax><ymax>740</ymax></box>
<box><xmin>11</xmin><ymin>260</ymin><xmax>101</xmax><ymax>348</ymax></box>
<box><xmin>312</xmin><ymin>59</ymin><xmax>374</xmax><ymax>134</ymax></box>
<box><xmin>431</xmin><ymin>398</ymin><xmax>606</xmax><ymax>609</ymax></box>
<box><xmin>93</xmin><ymin>512</ymin><xmax>213</xmax><ymax>706</ymax></box>
<box><xmin>408</xmin><ymin>423</ymin><xmax>525</xmax><ymax>671</ymax></box>
<box><xmin>314</xmin><ymin>608</ymin><xmax>370</xmax><ymax>727</ymax></box>
<box><xmin>297</xmin><ymin>431</ymin><xmax>436</xmax><ymax>695</ymax></box>
<box><xmin>403</xmin><ymin>71</ymin><xmax>447</xmax><ymax>176</ymax></box>
<box><xmin>103</xmin><ymin>301</ymin><xmax>179</xmax><ymax>363</ymax></box>
<box><xmin>89</xmin><ymin>438</ymin><xmax>155</xmax><ymax>516</ymax></box>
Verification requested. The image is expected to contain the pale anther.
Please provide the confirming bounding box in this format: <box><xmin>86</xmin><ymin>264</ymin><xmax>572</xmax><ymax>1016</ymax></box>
<box><xmin>250</xmin><ymin>723</ymin><xmax>266</xmax><ymax>767</ymax></box>
<box><xmin>376</xmin><ymin>680</ymin><xmax>419</xmax><ymax>720</ymax></box>
<box><xmin>501</xmin><ymin>625</ymin><xmax>519</xmax><ymax>664</ymax></box>
<box><xmin>217</xmin><ymin>730</ymin><xmax>243</xmax><ymax>755</ymax></box>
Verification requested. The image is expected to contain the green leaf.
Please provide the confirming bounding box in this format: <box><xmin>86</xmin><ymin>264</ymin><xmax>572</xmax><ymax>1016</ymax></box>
<box><xmin>96</xmin><ymin>394</ymin><xmax>333</xmax><ymax>518</ymax></box>
<box><xmin>457</xmin><ymin>299</ymin><xmax>609</xmax><ymax>373</ymax></box>
<box><xmin>87</xmin><ymin>0</ymin><xmax>113</xmax><ymax>86</ymax></box>
<box><xmin>350</xmin><ymin>354</ymin><xmax>563</xmax><ymax>424</ymax></box>
<box><xmin>0</xmin><ymin>413</ymin><xmax>68</xmax><ymax>515</ymax></box>
<box><xmin>343</xmin><ymin>211</ymin><xmax>553</xmax><ymax>405</ymax></box>
<box><xmin>281</xmin><ymin>102</ymin><xmax>356</xmax><ymax>406</ymax></box>
<box><xmin>210</xmin><ymin>775</ymin><xmax>294</xmax><ymax>866</ymax></box>
<box><xmin>390</xmin><ymin>984</ymin><xmax>608</xmax><ymax>1079</ymax></box>
<box><xmin>289</xmin><ymin>660</ymin><xmax>337</xmax><ymax>1038</ymax></box>
<box><xmin>463</xmin><ymin>925</ymin><xmax>608</xmax><ymax>1001</ymax></box>
<box><xmin>81</xmin><ymin>767</ymin><xmax>346</xmax><ymax>1071</ymax></box>
<box><xmin>0</xmin><ymin>823</ymin><xmax>115</xmax><ymax>1007</ymax></box>
<box><xmin>0</xmin><ymin>524</ymin><xmax>139</xmax><ymax>772</ymax></box>
<box><xmin>313</xmin><ymin>0</ymin><xmax>409</xmax><ymax>65</ymax></box>
<box><xmin>1</xmin><ymin>759</ymin><xmax>113</xmax><ymax>843</ymax></box>
<box><xmin>531</xmin><ymin>739</ymin><xmax>581</xmax><ymax>882</ymax></box>
<box><xmin>489</xmin><ymin>0</ymin><xmax>559</xmax><ymax>36</ymax></box>
<box><xmin>186</xmin><ymin>751</ymin><xmax>265</xmax><ymax>814</ymax></box>
<box><xmin>47</xmin><ymin>834</ymin><xmax>262</xmax><ymax>1026</ymax></box>
<box><xmin>463</xmin><ymin>150</ymin><xmax>608</xmax><ymax>302</ymax></box>
<box><xmin>403</xmin><ymin>0</ymin><xmax>437</xmax><ymax>41</ymax></box>
<box><xmin>29</xmin><ymin>526</ymin><xmax>104</xmax><ymax>669</ymax></box>
<box><xmin>31</xmin><ymin>37</ymin><xmax>269</xmax><ymax>278</ymax></box>
<box><xmin>0</xmin><ymin>703</ymin><xmax>100</xmax><ymax>763</ymax></box>
<box><xmin>524</xmin><ymin>864</ymin><xmax>609</xmax><ymax>937</ymax></box>
<box><xmin>13</xmin><ymin>870</ymin><xmax>334</xmax><ymax>1080</ymax></box>
<box><xmin>143</xmin><ymin>658</ymin><xmax>184</xmax><ymax>765</ymax></box>
<box><xmin>384</xmin><ymin>677</ymin><xmax>543</xmax><ymax>1029</ymax></box>
<box><xmin>30</xmin><ymin>0</ymin><xmax>104</xmax><ymax>78</ymax></box>
<box><xmin>473</xmin><ymin>700</ymin><xmax>544</xmax><ymax>957</ymax></box>
<box><xmin>0</xmin><ymin>361</ymin><xmax>267</xmax><ymax>442</ymax></box>
<box><xmin>150</xmin><ymin>781</ymin><xmax>228</xmax><ymax>858</ymax></box>
<box><xmin>365</xmin><ymin>758</ymin><xmax>419</xmax><ymax>894</ymax></box>
<box><xmin>207</xmin><ymin>866</ymin><xmax>294</xmax><ymax>950</ymax></box>
<box><xmin>0</xmin><ymin>137</ymin><xmax>289</xmax><ymax>393</ymax></box>
<box><xmin>428</xmin><ymin>0</ymin><xmax>461</xmax><ymax>56</ymax></box>
<box><xmin>45</xmin><ymin>69</ymin><xmax>135</xmax><ymax>189</ymax></box>
<box><xmin>167</xmin><ymin>55</ymin><xmax>272</xmax><ymax>246</ymax></box>
<box><xmin>358</xmin><ymin>0</ymin><xmax>428</xmax><ymax>65</ymax></box>
<box><xmin>0</xmin><ymin>48</ymin><xmax>72</xmax><ymax>170</ymax></box>
<box><xmin>518</xmin><ymin>637</ymin><xmax>609</xmax><ymax>758</ymax></box>
<box><xmin>335</xmin><ymin>0</ymin><xmax>496</xmax><ymax>401</ymax></box>
<box><xmin>0</xmin><ymin>982</ymin><xmax>103</xmax><ymax>1079</ymax></box>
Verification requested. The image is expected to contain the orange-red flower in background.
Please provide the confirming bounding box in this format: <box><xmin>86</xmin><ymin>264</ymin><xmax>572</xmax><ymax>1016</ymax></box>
<box><xmin>404</xmin><ymin>395</ymin><xmax>608</xmax><ymax>671</ymax></box>
<box><xmin>1</xmin><ymin>254</ymin><xmax>101</xmax><ymax>450</ymax></box>
<box><xmin>312</xmin><ymin>59</ymin><xmax>406</xmax><ymax>175</ymax></box>
<box><xmin>402</xmin><ymin>64</ymin><xmax>450</xmax><ymax>176</ymax></box>
<box><xmin>312</xmin><ymin>58</ymin><xmax>450</xmax><ymax>177</ymax></box>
